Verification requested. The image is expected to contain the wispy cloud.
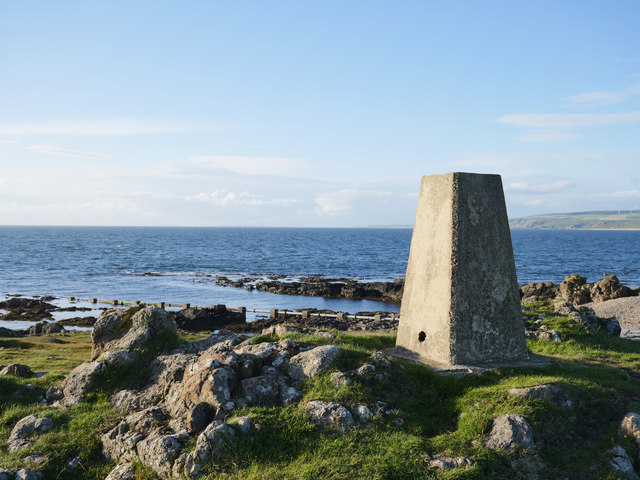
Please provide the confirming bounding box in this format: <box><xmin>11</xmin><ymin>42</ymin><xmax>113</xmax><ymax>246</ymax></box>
<box><xmin>516</xmin><ymin>131</ymin><xmax>583</xmax><ymax>142</ymax></box>
<box><xmin>496</xmin><ymin>111</ymin><xmax>640</xmax><ymax>128</ymax></box>
<box><xmin>314</xmin><ymin>189</ymin><xmax>358</xmax><ymax>216</ymax></box>
<box><xmin>506</xmin><ymin>180</ymin><xmax>570</xmax><ymax>194</ymax></box>
<box><xmin>0</xmin><ymin>139</ymin><xmax>18</xmax><ymax>144</ymax></box>
<box><xmin>26</xmin><ymin>145</ymin><xmax>111</xmax><ymax>159</ymax></box>
<box><xmin>0</xmin><ymin>119</ymin><xmax>228</xmax><ymax>136</ymax></box>
<box><xmin>313</xmin><ymin>189</ymin><xmax>392</xmax><ymax>216</ymax></box>
<box><xmin>0</xmin><ymin>178</ymin><xmax>7</xmax><ymax>185</ymax></box>
<box><xmin>565</xmin><ymin>83</ymin><xmax>640</xmax><ymax>108</ymax></box>
<box><xmin>597</xmin><ymin>189</ymin><xmax>640</xmax><ymax>199</ymax></box>
<box><xmin>190</xmin><ymin>156</ymin><xmax>308</xmax><ymax>176</ymax></box>
<box><xmin>187</xmin><ymin>190</ymin><xmax>302</xmax><ymax>207</ymax></box>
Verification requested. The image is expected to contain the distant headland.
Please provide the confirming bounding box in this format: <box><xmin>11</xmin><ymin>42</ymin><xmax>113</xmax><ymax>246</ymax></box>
<box><xmin>509</xmin><ymin>210</ymin><xmax>640</xmax><ymax>230</ymax></box>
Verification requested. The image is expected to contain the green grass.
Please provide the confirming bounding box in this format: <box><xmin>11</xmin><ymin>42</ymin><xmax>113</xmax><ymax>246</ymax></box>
<box><xmin>2</xmin><ymin>305</ymin><xmax>640</xmax><ymax>479</ymax></box>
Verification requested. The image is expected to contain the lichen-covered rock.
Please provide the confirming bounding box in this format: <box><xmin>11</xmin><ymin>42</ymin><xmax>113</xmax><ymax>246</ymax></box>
<box><xmin>186</xmin><ymin>403</ymin><xmax>217</xmax><ymax>434</ymax></box>
<box><xmin>175</xmin><ymin>365</ymin><xmax>236</xmax><ymax>417</ymax></box>
<box><xmin>59</xmin><ymin>361</ymin><xmax>104</xmax><ymax>407</ymax></box>
<box><xmin>91</xmin><ymin>306</ymin><xmax>177</xmax><ymax>360</ymax></box>
<box><xmin>330</xmin><ymin>371</ymin><xmax>351</xmax><ymax>388</ymax></box>
<box><xmin>525</xmin><ymin>328</ymin><xmax>562</xmax><ymax>342</ymax></box>
<box><xmin>352</xmin><ymin>405</ymin><xmax>373</xmax><ymax>423</ymax></box>
<box><xmin>305</xmin><ymin>400</ymin><xmax>354</xmax><ymax>430</ymax></box>
<box><xmin>104</xmin><ymin>462</ymin><xmax>137</xmax><ymax>480</ymax></box>
<box><xmin>519</xmin><ymin>281</ymin><xmax>559</xmax><ymax>301</ymax></box>
<box><xmin>44</xmin><ymin>386</ymin><xmax>63</xmax><ymax>404</ymax></box>
<box><xmin>553</xmin><ymin>300</ymin><xmax>578</xmax><ymax>315</ymax></box>
<box><xmin>136</xmin><ymin>431</ymin><xmax>188</xmax><ymax>478</ymax></box>
<box><xmin>287</xmin><ymin>345</ymin><xmax>340</xmax><ymax>382</ymax></box>
<box><xmin>619</xmin><ymin>412</ymin><xmax>640</xmax><ymax>443</ymax></box>
<box><xmin>98</xmin><ymin>349</ymin><xmax>139</xmax><ymax>366</ymax></box>
<box><xmin>0</xmin><ymin>363</ymin><xmax>33</xmax><ymax>378</ymax></box>
<box><xmin>7</xmin><ymin>414</ymin><xmax>54</xmax><ymax>452</ymax></box>
<box><xmin>559</xmin><ymin>274</ymin><xmax>591</xmax><ymax>305</ymax></box>
<box><xmin>101</xmin><ymin>407</ymin><xmax>169</xmax><ymax>461</ymax></box>
<box><xmin>509</xmin><ymin>384</ymin><xmax>573</xmax><ymax>408</ymax></box>
<box><xmin>238</xmin><ymin>373</ymin><xmax>285</xmax><ymax>406</ymax></box>
<box><xmin>485</xmin><ymin>414</ymin><xmax>534</xmax><ymax>452</ymax></box>
<box><xmin>429</xmin><ymin>455</ymin><xmax>474</xmax><ymax>470</ymax></box>
<box><xmin>182</xmin><ymin>421</ymin><xmax>235</xmax><ymax>478</ymax></box>
<box><xmin>353</xmin><ymin>363</ymin><xmax>376</xmax><ymax>378</ymax></box>
<box><xmin>228</xmin><ymin>415</ymin><xmax>253</xmax><ymax>436</ymax></box>
<box><xmin>280</xmin><ymin>386</ymin><xmax>302</xmax><ymax>405</ymax></box>
<box><xmin>369</xmin><ymin>351</ymin><xmax>392</xmax><ymax>369</ymax></box>
<box><xmin>591</xmin><ymin>274</ymin><xmax>632</xmax><ymax>303</ymax></box>
<box><xmin>14</xmin><ymin>470</ymin><xmax>43</xmax><ymax>480</ymax></box>
<box><xmin>610</xmin><ymin>445</ymin><xmax>640</xmax><ymax>480</ymax></box>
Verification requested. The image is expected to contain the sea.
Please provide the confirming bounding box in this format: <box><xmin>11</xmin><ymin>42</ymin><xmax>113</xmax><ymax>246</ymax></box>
<box><xmin>1</xmin><ymin>227</ymin><xmax>639</xmax><ymax>327</ymax></box>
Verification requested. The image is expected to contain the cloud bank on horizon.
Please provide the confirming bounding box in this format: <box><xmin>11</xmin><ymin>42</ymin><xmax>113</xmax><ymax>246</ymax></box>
<box><xmin>0</xmin><ymin>1</ymin><xmax>638</xmax><ymax>226</ymax></box>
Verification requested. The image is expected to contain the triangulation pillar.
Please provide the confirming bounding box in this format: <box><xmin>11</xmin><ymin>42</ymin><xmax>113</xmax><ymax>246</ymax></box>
<box><xmin>396</xmin><ymin>172</ymin><xmax>528</xmax><ymax>366</ymax></box>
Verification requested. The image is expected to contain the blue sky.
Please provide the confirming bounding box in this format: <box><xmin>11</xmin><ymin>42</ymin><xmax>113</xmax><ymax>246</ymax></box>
<box><xmin>1</xmin><ymin>1</ymin><xmax>639</xmax><ymax>226</ymax></box>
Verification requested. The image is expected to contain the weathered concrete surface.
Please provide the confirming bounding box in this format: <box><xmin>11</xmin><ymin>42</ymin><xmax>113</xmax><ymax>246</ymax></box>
<box><xmin>396</xmin><ymin>172</ymin><xmax>528</xmax><ymax>366</ymax></box>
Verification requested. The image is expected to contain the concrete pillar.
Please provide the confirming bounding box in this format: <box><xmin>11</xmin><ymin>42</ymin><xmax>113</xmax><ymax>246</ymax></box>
<box><xmin>238</xmin><ymin>306</ymin><xmax>247</xmax><ymax>314</ymax></box>
<box><xmin>184</xmin><ymin>303</ymin><xmax>190</xmax><ymax>309</ymax></box>
<box><xmin>396</xmin><ymin>172</ymin><xmax>528</xmax><ymax>366</ymax></box>
<box><xmin>336</xmin><ymin>312</ymin><xmax>345</xmax><ymax>321</ymax></box>
<box><xmin>112</xmin><ymin>300</ymin><xmax>119</xmax><ymax>306</ymax></box>
<box><xmin>90</xmin><ymin>298</ymin><xmax>97</xmax><ymax>304</ymax></box>
<box><xmin>68</xmin><ymin>297</ymin><xmax>75</xmax><ymax>301</ymax></box>
<box><xmin>135</xmin><ymin>300</ymin><xmax>141</xmax><ymax>306</ymax></box>
<box><xmin>270</xmin><ymin>308</ymin><xmax>278</xmax><ymax>318</ymax></box>
<box><xmin>158</xmin><ymin>302</ymin><xmax>165</xmax><ymax>309</ymax></box>
<box><xmin>374</xmin><ymin>314</ymin><xmax>381</xmax><ymax>322</ymax></box>
<box><xmin>301</xmin><ymin>310</ymin><xmax>309</xmax><ymax>319</ymax></box>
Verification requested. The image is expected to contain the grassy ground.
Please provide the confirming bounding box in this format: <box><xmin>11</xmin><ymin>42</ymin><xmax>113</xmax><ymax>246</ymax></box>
<box><xmin>1</xmin><ymin>304</ymin><xmax>639</xmax><ymax>479</ymax></box>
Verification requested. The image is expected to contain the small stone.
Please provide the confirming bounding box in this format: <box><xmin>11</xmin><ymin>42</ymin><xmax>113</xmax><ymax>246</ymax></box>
<box><xmin>620</xmin><ymin>412</ymin><xmax>640</xmax><ymax>443</ymax></box>
<box><xmin>353</xmin><ymin>405</ymin><xmax>373</xmax><ymax>423</ymax></box>
<box><xmin>104</xmin><ymin>462</ymin><xmax>137</xmax><ymax>480</ymax></box>
<box><xmin>353</xmin><ymin>363</ymin><xmax>376</xmax><ymax>377</ymax></box>
<box><xmin>509</xmin><ymin>384</ymin><xmax>573</xmax><ymax>408</ymax></box>
<box><xmin>66</xmin><ymin>456</ymin><xmax>81</xmax><ymax>469</ymax></box>
<box><xmin>228</xmin><ymin>415</ymin><xmax>253</xmax><ymax>436</ymax></box>
<box><xmin>330</xmin><ymin>371</ymin><xmax>351</xmax><ymax>388</ymax></box>
<box><xmin>305</xmin><ymin>400</ymin><xmax>354</xmax><ymax>430</ymax></box>
<box><xmin>485</xmin><ymin>414</ymin><xmax>534</xmax><ymax>452</ymax></box>
<box><xmin>288</xmin><ymin>345</ymin><xmax>341</xmax><ymax>382</ymax></box>
<box><xmin>429</xmin><ymin>454</ymin><xmax>474</xmax><ymax>470</ymax></box>
<box><xmin>0</xmin><ymin>363</ymin><xmax>33</xmax><ymax>377</ymax></box>
<box><xmin>7</xmin><ymin>414</ymin><xmax>54</xmax><ymax>452</ymax></box>
<box><xmin>15</xmin><ymin>470</ymin><xmax>43</xmax><ymax>480</ymax></box>
<box><xmin>280</xmin><ymin>386</ymin><xmax>302</xmax><ymax>405</ymax></box>
<box><xmin>610</xmin><ymin>445</ymin><xmax>640</xmax><ymax>480</ymax></box>
<box><xmin>369</xmin><ymin>351</ymin><xmax>392</xmax><ymax>368</ymax></box>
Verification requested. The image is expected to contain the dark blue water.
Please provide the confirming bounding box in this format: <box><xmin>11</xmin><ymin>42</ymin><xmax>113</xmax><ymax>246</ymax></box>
<box><xmin>0</xmin><ymin>227</ymin><xmax>638</xmax><ymax>313</ymax></box>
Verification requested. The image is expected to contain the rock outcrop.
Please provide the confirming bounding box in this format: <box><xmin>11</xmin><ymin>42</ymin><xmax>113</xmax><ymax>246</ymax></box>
<box><xmin>173</xmin><ymin>306</ymin><xmax>245</xmax><ymax>332</ymax></box>
<box><xmin>485</xmin><ymin>414</ymin><xmax>534</xmax><ymax>452</ymax></box>
<box><xmin>42</xmin><ymin>307</ymin><xmax>351</xmax><ymax>478</ymax></box>
<box><xmin>0</xmin><ymin>364</ymin><xmax>33</xmax><ymax>378</ymax></box>
<box><xmin>6</xmin><ymin>414</ymin><xmax>54</xmax><ymax>453</ymax></box>
<box><xmin>91</xmin><ymin>306</ymin><xmax>177</xmax><ymax>361</ymax></box>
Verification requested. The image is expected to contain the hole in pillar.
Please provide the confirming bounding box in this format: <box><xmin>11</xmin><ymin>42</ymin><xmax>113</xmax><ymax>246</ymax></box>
<box><xmin>418</xmin><ymin>331</ymin><xmax>426</xmax><ymax>343</ymax></box>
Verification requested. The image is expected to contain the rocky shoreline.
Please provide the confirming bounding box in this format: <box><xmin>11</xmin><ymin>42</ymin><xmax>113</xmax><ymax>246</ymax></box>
<box><xmin>1</xmin><ymin>273</ymin><xmax>639</xmax><ymax>337</ymax></box>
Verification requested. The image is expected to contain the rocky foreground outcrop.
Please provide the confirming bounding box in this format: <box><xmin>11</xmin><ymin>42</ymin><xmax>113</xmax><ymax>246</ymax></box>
<box><xmin>15</xmin><ymin>304</ymin><xmax>394</xmax><ymax>478</ymax></box>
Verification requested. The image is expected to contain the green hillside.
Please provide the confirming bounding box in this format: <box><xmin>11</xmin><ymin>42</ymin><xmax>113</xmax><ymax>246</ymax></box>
<box><xmin>510</xmin><ymin>210</ymin><xmax>640</xmax><ymax>230</ymax></box>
